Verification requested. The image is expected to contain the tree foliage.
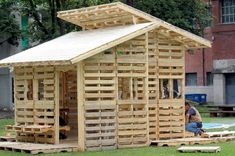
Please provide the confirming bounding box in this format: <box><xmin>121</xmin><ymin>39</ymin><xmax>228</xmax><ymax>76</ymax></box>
<box><xmin>19</xmin><ymin>0</ymin><xmax>119</xmax><ymax>45</ymax></box>
<box><xmin>0</xmin><ymin>0</ymin><xmax>20</xmax><ymax>46</ymax></box>
<box><xmin>133</xmin><ymin>0</ymin><xmax>210</xmax><ymax>36</ymax></box>
<box><xmin>0</xmin><ymin>0</ymin><xmax>210</xmax><ymax>47</ymax></box>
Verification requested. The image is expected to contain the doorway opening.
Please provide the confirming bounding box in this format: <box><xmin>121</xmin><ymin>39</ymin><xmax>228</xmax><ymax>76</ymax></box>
<box><xmin>59</xmin><ymin>70</ymin><xmax>78</xmax><ymax>144</ymax></box>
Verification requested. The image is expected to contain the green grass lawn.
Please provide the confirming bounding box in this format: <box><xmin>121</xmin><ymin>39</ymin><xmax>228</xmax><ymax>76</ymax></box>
<box><xmin>0</xmin><ymin>118</ymin><xmax>234</xmax><ymax>156</ymax></box>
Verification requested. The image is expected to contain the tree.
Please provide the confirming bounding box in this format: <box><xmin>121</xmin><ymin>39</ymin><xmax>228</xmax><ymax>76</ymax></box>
<box><xmin>0</xmin><ymin>0</ymin><xmax>209</xmax><ymax>47</ymax></box>
<box><xmin>19</xmin><ymin>0</ymin><xmax>118</xmax><ymax>45</ymax></box>
<box><xmin>0</xmin><ymin>0</ymin><xmax>20</xmax><ymax>46</ymax></box>
<box><xmin>133</xmin><ymin>0</ymin><xmax>210</xmax><ymax>36</ymax></box>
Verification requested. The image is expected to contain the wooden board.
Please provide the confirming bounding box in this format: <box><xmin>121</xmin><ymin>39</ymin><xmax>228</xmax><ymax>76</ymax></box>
<box><xmin>151</xmin><ymin>136</ymin><xmax>235</xmax><ymax>147</ymax></box>
<box><xmin>0</xmin><ymin>142</ymin><xmax>78</xmax><ymax>154</ymax></box>
<box><xmin>0</xmin><ymin>136</ymin><xmax>16</xmax><ymax>142</ymax></box>
<box><xmin>184</xmin><ymin>131</ymin><xmax>195</xmax><ymax>138</ymax></box>
<box><xmin>202</xmin><ymin>131</ymin><xmax>235</xmax><ymax>138</ymax></box>
<box><xmin>177</xmin><ymin>146</ymin><xmax>221</xmax><ymax>153</ymax></box>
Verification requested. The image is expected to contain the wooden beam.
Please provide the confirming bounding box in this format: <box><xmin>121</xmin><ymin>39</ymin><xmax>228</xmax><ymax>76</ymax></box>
<box><xmin>182</xmin><ymin>46</ymin><xmax>186</xmax><ymax>138</ymax></box>
<box><xmin>57</xmin><ymin>3</ymin><xmax>118</xmax><ymax>17</ymax></box>
<box><xmin>132</xmin><ymin>15</ymin><xmax>138</xmax><ymax>24</ymax></box>
<box><xmin>13</xmin><ymin>69</ymin><xmax>17</xmax><ymax>126</ymax></box>
<box><xmin>145</xmin><ymin>32</ymin><xmax>150</xmax><ymax>145</ymax></box>
<box><xmin>54</xmin><ymin>71</ymin><xmax>60</xmax><ymax>144</ymax></box>
<box><xmin>55</xmin><ymin>65</ymin><xmax>76</xmax><ymax>72</ymax></box>
<box><xmin>79</xmin><ymin>14</ymin><xmax>133</xmax><ymax>26</ymax></box>
<box><xmin>32</xmin><ymin>74</ymin><xmax>38</xmax><ymax>126</ymax></box>
<box><xmin>0</xmin><ymin>60</ymin><xmax>71</xmax><ymax>68</ymax></box>
<box><xmin>155</xmin><ymin>31</ymin><xmax>160</xmax><ymax>140</ymax></box>
<box><xmin>158</xmin><ymin>29</ymin><xmax>185</xmax><ymax>45</ymax></box>
<box><xmin>77</xmin><ymin>62</ymin><xmax>85</xmax><ymax>151</ymax></box>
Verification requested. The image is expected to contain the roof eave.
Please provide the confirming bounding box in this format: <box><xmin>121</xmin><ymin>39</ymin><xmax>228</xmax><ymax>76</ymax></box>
<box><xmin>0</xmin><ymin>60</ymin><xmax>72</xmax><ymax>68</ymax></box>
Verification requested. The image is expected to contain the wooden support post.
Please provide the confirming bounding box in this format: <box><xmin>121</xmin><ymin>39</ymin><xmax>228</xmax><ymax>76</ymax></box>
<box><xmin>32</xmin><ymin>79</ymin><xmax>38</xmax><ymax>125</ymax></box>
<box><xmin>182</xmin><ymin>46</ymin><xmax>186</xmax><ymax>138</ymax></box>
<box><xmin>54</xmin><ymin>71</ymin><xmax>60</xmax><ymax>144</ymax></box>
<box><xmin>155</xmin><ymin>31</ymin><xmax>160</xmax><ymax>140</ymax></box>
<box><xmin>132</xmin><ymin>15</ymin><xmax>138</xmax><ymax>24</ymax></box>
<box><xmin>145</xmin><ymin>32</ymin><xmax>150</xmax><ymax>145</ymax></box>
<box><xmin>77</xmin><ymin>62</ymin><xmax>85</xmax><ymax>151</ymax></box>
<box><xmin>13</xmin><ymin>69</ymin><xmax>17</xmax><ymax>126</ymax></box>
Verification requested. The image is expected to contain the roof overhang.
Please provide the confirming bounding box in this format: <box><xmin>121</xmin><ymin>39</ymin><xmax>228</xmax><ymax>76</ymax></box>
<box><xmin>0</xmin><ymin>60</ymin><xmax>71</xmax><ymax>67</ymax></box>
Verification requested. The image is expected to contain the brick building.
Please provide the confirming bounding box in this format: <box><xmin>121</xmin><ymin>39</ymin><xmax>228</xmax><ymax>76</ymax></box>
<box><xmin>185</xmin><ymin>0</ymin><xmax>235</xmax><ymax>104</ymax></box>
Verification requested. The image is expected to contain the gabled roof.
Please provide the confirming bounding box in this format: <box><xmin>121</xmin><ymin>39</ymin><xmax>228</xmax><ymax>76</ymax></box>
<box><xmin>0</xmin><ymin>23</ymin><xmax>158</xmax><ymax>67</ymax></box>
<box><xmin>57</xmin><ymin>2</ymin><xmax>211</xmax><ymax>48</ymax></box>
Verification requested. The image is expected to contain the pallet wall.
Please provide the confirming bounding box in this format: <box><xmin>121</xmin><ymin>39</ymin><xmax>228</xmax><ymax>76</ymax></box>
<box><xmin>83</xmin><ymin>50</ymin><xmax>117</xmax><ymax>151</ymax></box>
<box><xmin>82</xmin><ymin>33</ymin><xmax>149</xmax><ymax>151</ymax></box>
<box><xmin>81</xmin><ymin>31</ymin><xmax>185</xmax><ymax>150</ymax></box>
<box><xmin>14</xmin><ymin>66</ymin><xmax>56</xmax><ymax>143</ymax></box>
<box><xmin>116</xmin><ymin>34</ymin><xmax>149</xmax><ymax>148</ymax></box>
<box><xmin>157</xmin><ymin>34</ymin><xmax>185</xmax><ymax>139</ymax></box>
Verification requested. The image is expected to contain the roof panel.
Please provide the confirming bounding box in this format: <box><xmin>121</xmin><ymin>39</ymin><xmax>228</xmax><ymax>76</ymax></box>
<box><xmin>0</xmin><ymin>23</ymin><xmax>155</xmax><ymax>66</ymax></box>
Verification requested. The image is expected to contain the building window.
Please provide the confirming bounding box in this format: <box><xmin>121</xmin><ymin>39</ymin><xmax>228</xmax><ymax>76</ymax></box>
<box><xmin>118</xmin><ymin>77</ymin><xmax>144</xmax><ymax>100</ymax></box>
<box><xmin>221</xmin><ymin>0</ymin><xmax>235</xmax><ymax>24</ymax></box>
<box><xmin>206</xmin><ymin>0</ymin><xmax>213</xmax><ymax>27</ymax></box>
<box><xmin>206</xmin><ymin>72</ymin><xmax>213</xmax><ymax>86</ymax></box>
<box><xmin>186</xmin><ymin>73</ymin><xmax>197</xmax><ymax>86</ymax></box>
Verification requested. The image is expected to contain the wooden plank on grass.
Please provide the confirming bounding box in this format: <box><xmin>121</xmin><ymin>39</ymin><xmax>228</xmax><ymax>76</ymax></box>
<box><xmin>201</xmin><ymin>131</ymin><xmax>235</xmax><ymax>138</ymax></box>
<box><xmin>177</xmin><ymin>146</ymin><xmax>221</xmax><ymax>153</ymax></box>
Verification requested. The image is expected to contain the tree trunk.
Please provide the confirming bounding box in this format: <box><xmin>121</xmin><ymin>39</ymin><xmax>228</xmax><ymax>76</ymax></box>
<box><xmin>28</xmin><ymin>0</ymin><xmax>49</xmax><ymax>36</ymax></box>
<box><xmin>48</xmin><ymin>0</ymin><xmax>56</xmax><ymax>35</ymax></box>
<box><xmin>56</xmin><ymin>0</ymin><xmax>65</xmax><ymax>35</ymax></box>
<box><xmin>82</xmin><ymin>0</ymin><xmax>88</xmax><ymax>7</ymax></box>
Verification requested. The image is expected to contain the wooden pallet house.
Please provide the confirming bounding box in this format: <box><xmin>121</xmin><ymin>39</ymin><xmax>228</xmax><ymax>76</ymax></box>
<box><xmin>0</xmin><ymin>2</ymin><xmax>211</xmax><ymax>152</ymax></box>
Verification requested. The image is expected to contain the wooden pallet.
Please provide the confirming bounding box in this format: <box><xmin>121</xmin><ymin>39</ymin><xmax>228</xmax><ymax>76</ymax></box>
<box><xmin>201</xmin><ymin>131</ymin><xmax>235</xmax><ymax>138</ymax></box>
<box><xmin>185</xmin><ymin>132</ymin><xmax>195</xmax><ymax>138</ymax></box>
<box><xmin>0</xmin><ymin>142</ymin><xmax>78</xmax><ymax>154</ymax></box>
<box><xmin>151</xmin><ymin>136</ymin><xmax>235</xmax><ymax>147</ymax></box>
<box><xmin>6</xmin><ymin>125</ymin><xmax>70</xmax><ymax>134</ymax></box>
<box><xmin>13</xmin><ymin>66</ymin><xmax>57</xmax><ymax>144</ymax></box>
<box><xmin>177</xmin><ymin>146</ymin><xmax>221</xmax><ymax>153</ymax></box>
<box><xmin>0</xmin><ymin>136</ymin><xmax>16</xmax><ymax>142</ymax></box>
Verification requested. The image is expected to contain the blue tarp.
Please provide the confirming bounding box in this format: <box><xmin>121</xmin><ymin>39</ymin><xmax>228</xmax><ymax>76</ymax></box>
<box><xmin>203</xmin><ymin>123</ymin><xmax>235</xmax><ymax>129</ymax></box>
